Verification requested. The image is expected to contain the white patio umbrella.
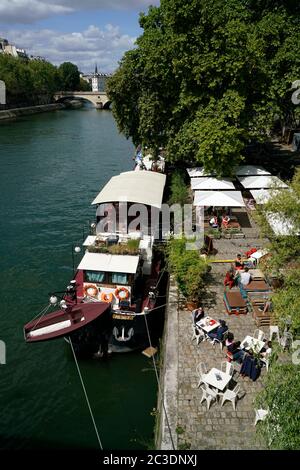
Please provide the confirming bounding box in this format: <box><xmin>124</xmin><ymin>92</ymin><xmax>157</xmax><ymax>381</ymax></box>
<box><xmin>235</xmin><ymin>165</ymin><xmax>271</xmax><ymax>176</ymax></box>
<box><xmin>193</xmin><ymin>190</ymin><xmax>245</xmax><ymax>207</ymax></box>
<box><xmin>187</xmin><ymin>167</ymin><xmax>216</xmax><ymax>177</ymax></box>
<box><xmin>191</xmin><ymin>177</ymin><xmax>235</xmax><ymax>191</ymax></box>
<box><xmin>250</xmin><ymin>189</ymin><xmax>284</xmax><ymax>204</ymax></box>
<box><xmin>237</xmin><ymin>175</ymin><xmax>288</xmax><ymax>189</ymax></box>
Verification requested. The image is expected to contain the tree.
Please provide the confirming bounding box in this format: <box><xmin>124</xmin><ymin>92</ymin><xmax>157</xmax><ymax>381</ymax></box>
<box><xmin>58</xmin><ymin>62</ymin><xmax>80</xmax><ymax>91</ymax></box>
<box><xmin>107</xmin><ymin>0</ymin><xmax>300</xmax><ymax>175</ymax></box>
<box><xmin>256</xmin><ymin>362</ymin><xmax>300</xmax><ymax>450</ymax></box>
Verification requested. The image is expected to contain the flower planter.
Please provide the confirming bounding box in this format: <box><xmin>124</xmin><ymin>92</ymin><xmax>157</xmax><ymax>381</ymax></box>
<box><xmin>232</xmin><ymin>232</ymin><xmax>245</xmax><ymax>239</ymax></box>
<box><xmin>186</xmin><ymin>301</ymin><xmax>198</xmax><ymax>311</ymax></box>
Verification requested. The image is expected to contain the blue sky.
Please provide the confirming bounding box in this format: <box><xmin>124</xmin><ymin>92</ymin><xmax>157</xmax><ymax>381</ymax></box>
<box><xmin>0</xmin><ymin>0</ymin><xmax>159</xmax><ymax>72</ymax></box>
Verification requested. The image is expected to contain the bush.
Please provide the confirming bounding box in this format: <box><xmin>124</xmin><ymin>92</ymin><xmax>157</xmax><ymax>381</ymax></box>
<box><xmin>166</xmin><ymin>237</ymin><xmax>208</xmax><ymax>301</ymax></box>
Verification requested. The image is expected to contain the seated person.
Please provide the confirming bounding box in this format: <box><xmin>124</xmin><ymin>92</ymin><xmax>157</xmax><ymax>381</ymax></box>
<box><xmin>192</xmin><ymin>306</ymin><xmax>205</xmax><ymax>324</ymax></box>
<box><xmin>227</xmin><ymin>341</ymin><xmax>245</xmax><ymax>363</ymax></box>
<box><xmin>240</xmin><ymin>349</ymin><xmax>261</xmax><ymax>381</ymax></box>
<box><xmin>208</xmin><ymin>320</ymin><xmax>228</xmax><ymax>341</ymax></box>
<box><xmin>234</xmin><ymin>254</ymin><xmax>244</xmax><ymax>270</ymax></box>
<box><xmin>221</xmin><ymin>213</ymin><xmax>230</xmax><ymax>228</ymax></box>
<box><xmin>261</xmin><ymin>341</ymin><xmax>272</xmax><ymax>358</ymax></box>
<box><xmin>239</xmin><ymin>267</ymin><xmax>252</xmax><ymax>287</ymax></box>
<box><xmin>209</xmin><ymin>214</ymin><xmax>219</xmax><ymax>228</ymax></box>
<box><xmin>224</xmin><ymin>270</ymin><xmax>235</xmax><ymax>289</ymax></box>
<box><xmin>223</xmin><ymin>331</ymin><xmax>234</xmax><ymax>349</ymax></box>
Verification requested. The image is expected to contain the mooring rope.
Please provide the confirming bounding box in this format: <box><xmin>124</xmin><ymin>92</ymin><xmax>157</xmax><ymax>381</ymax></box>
<box><xmin>28</xmin><ymin>303</ymin><xmax>52</xmax><ymax>331</ymax></box>
<box><xmin>142</xmin><ymin>307</ymin><xmax>176</xmax><ymax>451</ymax></box>
<box><xmin>69</xmin><ymin>336</ymin><xmax>103</xmax><ymax>450</ymax></box>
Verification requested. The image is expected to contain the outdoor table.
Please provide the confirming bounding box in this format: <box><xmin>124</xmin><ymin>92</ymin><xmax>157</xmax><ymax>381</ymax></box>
<box><xmin>240</xmin><ymin>335</ymin><xmax>265</xmax><ymax>353</ymax></box>
<box><xmin>196</xmin><ymin>316</ymin><xmax>220</xmax><ymax>333</ymax></box>
<box><xmin>203</xmin><ymin>367</ymin><xmax>232</xmax><ymax>392</ymax></box>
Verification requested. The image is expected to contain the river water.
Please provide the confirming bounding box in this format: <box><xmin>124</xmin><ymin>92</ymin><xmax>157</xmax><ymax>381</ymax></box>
<box><xmin>0</xmin><ymin>107</ymin><xmax>157</xmax><ymax>450</ymax></box>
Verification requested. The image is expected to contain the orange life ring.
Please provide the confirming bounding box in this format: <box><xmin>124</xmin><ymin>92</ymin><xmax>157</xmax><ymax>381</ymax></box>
<box><xmin>84</xmin><ymin>284</ymin><xmax>98</xmax><ymax>297</ymax></box>
<box><xmin>115</xmin><ymin>287</ymin><xmax>129</xmax><ymax>300</ymax></box>
<box><xmin>100</xmin><ymin>292</ymin><xmax>114</xmax><ymax>303</ymax></box>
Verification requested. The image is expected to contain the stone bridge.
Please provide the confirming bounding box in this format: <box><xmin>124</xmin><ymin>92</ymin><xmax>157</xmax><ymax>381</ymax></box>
<box><xmin>54</xmin><ymin>91</ymin><xmax>111</xmax><ymax>109</ymax></box>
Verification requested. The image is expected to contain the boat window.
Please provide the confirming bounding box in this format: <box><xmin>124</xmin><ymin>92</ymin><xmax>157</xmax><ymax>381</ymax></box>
<box><xmin>85</xmin><ymin>271</ymin><xmax>105</xmax><ymax>283</ymax></box>
<box><xmin>111</xmin><ymin>272</ymin><xmax>128</xmax><ymax>285</ymax></box>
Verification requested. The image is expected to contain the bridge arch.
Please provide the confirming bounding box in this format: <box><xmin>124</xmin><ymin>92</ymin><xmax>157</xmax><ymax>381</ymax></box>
<box><xmin>54</xmin><ymin>91</ymin><xmax>111</xmax><ymax>109</ymax></box>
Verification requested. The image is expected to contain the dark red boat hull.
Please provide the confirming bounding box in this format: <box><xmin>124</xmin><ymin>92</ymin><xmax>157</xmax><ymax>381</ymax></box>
<box><xmin>24</xmin><ymin>302</ymin><xmax>110</xmax><ymax>343</ymax></box>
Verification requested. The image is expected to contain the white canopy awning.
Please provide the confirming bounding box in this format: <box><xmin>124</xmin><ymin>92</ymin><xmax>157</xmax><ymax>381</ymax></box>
<box><xmin>77</xmin><ymin>252</ymin><xmax>140</xmax><ymax>273</ymax></box>
<box><xmin>250</xmin><ymin>189</ymin><xmax>284</xmax><ymax>204</ymax></box>
<box><xmin>187</xmin><ymin>167</ymin><xmax>215</xmax><ymax>178</ymax></box>
<box><xmin>193</xmin><ymin>190</ymin><xmax>245</xmax><ymax>207</ymax></box>
<box><xmin>191</xmin><ymin>177</ymin><xmax>235</xmax><ymax>191</ymax></box>
<box><xmin>237</xmin><ymin>175</ymin><xmax>288</xmax><ymax>189</ymax></box>
<box><xmin>267</xmin><ymin>213</ymin><xmax>299</xmax><ymax>236</ymax></box>
<box><xmin>91</xmin><ymin>171</ymin><xmax>166</xmax><ymax>208</ymax></box>
<box><xmin>235</xmin><ymin>165</ymin><xmax>271</xmax><ymax>176</ymax></box>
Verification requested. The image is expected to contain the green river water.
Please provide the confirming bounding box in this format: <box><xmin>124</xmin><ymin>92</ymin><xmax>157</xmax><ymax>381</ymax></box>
<box><xmin>0</xmin><ymin>107</ymin><xmax>157</xmax><ymax>450</ymax></box>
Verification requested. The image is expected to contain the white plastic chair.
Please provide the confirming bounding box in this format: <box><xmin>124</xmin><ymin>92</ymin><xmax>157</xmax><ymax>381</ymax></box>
<box><xmin>280</xmin><ymin>331</ymin><xmax>293</xmax><ymax>351</ymax></box>
<box><xmin>221</xmin><ymin>360</ymin><xmax>233</xmax><ymax>377</ymax></box>
<box><xmin>200</xmin><ymin>383</ymin><xmax>218</xmax><ymax>410</ymax></box>
<box><xmin>196</xmin><ymin>362</ymin><xmax>208</xmax><ymax>388</ymax></box>
<box><xmin>191</xmin><ymin>324</ymin><xmax>203</xmax><ymax>345</ymax></box>
<box><xmin>254</xmin><ymin>409</ymin><xmax>269</xmax><ymax>426</ymax></box>
<box><xmin>269</xmin><ymin>325</ymin><xmax>280</xmax><ymax>342</ymax></box>
<box><xmin>260</xmin><ymin>354</ymin><xmax>270</xmax><ymax>371</ymax></box>
<box><xmin>253</xmin><ymin>329</ymin><xmax>265</xmax><ymax>341</ymax></box>
<box><xmin>220</xmin><ymin>384</ymin><xmax>240</xmax><ymax>410</ymax></box>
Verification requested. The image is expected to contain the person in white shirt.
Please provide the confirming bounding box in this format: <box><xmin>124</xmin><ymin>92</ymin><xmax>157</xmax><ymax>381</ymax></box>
<box><xmin>240</xmin><ymin>267</ymin><xmax>252</xmax><ymax>286</ymax></box>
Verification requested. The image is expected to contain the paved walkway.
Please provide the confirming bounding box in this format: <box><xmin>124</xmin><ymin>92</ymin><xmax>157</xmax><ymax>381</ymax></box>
<box><xmin>176</xmin><ymin>237</ymin><xmax>268</xmax><ymax>450</ymax></box>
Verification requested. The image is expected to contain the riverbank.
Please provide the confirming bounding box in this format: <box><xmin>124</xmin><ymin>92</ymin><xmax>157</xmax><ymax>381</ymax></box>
<box><xmin>0</xmin><ymin>103</ymin><xmax>65</xmax><ymax>122</ymax></box>
<box><xmin>156</xmin><ymin>218</ymin><xmax>268</xmax><ymax>450</ymax></box>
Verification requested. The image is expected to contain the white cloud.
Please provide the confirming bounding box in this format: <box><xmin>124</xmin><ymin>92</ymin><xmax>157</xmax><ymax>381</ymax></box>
<box><xmin>0</xmin><ymin>0</ymin><xmax>73</xmax><ymax>23</ymax></box>
<box><xmin>0</xmin><ymin>0</ymin><xmax>159</xmax><ymax>24</ymax></box>
<box><xmin>2</xmin><ymin>24</ymin><xmax>137</xmax><ymax>72</ymax></box>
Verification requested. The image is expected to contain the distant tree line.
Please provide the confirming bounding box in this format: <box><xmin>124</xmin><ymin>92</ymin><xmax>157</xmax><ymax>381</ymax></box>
<box><xmin>107</xmin><ymin>0</ymin><xmax>300</xmax><ymax>175</ymax></box>
<box><xmin>0</xmin><ymin>55</ymin><xmax>90</xmax><ymax>107</ymax></box>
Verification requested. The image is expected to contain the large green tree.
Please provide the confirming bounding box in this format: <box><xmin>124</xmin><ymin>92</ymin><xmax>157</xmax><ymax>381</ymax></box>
<box><xmin>58</xmin><ymin>62</ymin><xmax>80</xmax><ymax>91</ymax></box>
<box><xmin>107</xmin><ymin>0</ymin><xmax>300</xmax><ymax>174</ymax></box>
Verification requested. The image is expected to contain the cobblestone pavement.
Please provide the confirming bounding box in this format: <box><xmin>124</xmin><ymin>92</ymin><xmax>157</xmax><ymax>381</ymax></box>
<box><xmin>177</xmin><ymin>238</ymin><xmax>268</xmax><ymax>450</ymax></box>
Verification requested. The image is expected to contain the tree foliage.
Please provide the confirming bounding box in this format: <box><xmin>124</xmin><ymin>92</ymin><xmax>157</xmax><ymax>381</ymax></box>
<box><xmin>0</xmin><ymin>55</ymin><xmax>85</xmax><ymax>106</ymax></box>
<box><xmin>256</xmin><ymin>362</ymin><xmax>300</xmax><ymax>450</ymax></box>
<box><xmin>107</xmin><ymin>0</ymin><xmax>300</xmax><ymax>175</ymax></box>
<box><xmin>168</xmin><ymin>170</ymin><xmax>189</xmax><ymax>206</ymax></box>
<box><xmin>58</xmin><ymin>62</ymin><xmax>80</xmax><ymax>91</ymax></box>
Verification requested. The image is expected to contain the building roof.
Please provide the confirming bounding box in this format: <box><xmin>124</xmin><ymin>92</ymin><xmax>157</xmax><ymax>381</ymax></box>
<box><xmin>191</xmin><ymin>177</ymin><xmax>235</xmax><ymax>191</ymax></box>
<box><xmin>91</xmin><ymin>170</ymin><xmax>166</xmax><ymax>208</ymax></box>
<box><xmin>193</xmin><ymin>190</ymin><xmax>245</xmax><ymax>207</ymax></box>
<box><xmin>77</xmin><ymin>252</ymin><xmax>140</xmax><ymax>273</ymax></box>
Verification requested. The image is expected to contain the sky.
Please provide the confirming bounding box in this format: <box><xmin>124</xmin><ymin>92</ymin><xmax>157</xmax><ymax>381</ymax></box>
<box><xmin>0</xmin><ymin>0</ymin><xmax>160</xmax><ymax>73</ymax></box>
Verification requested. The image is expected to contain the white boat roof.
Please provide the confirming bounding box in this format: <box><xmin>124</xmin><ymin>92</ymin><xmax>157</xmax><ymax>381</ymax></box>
<box><xmin>235</xmin><ymin>165</ymin><xmax>271</xmax><ymax>176</ymax></box>
<box><xmin>237</xmin><ymin>175</ymin><xmax>288</xmax><ymax>189</ymax></box>
<box><xmin>191</xmin><ymin>177</ymin><xmax>235</xmax><ymax>191</ymax></box>
<box><xmin>91</xmin><ymin>170</ymin><xmax>166</xmax><ymax>208</ymax></box>
<box><xmin>194</xmin><ymin>190</ymin><xmax>245</xmax><ymax>207</ymax></box>
<box><xmin>83</xmin><ymin>235</ymin><xmax>97</xmax><ymax>247</ymax></box>
<box><xmin>77</xmin><ymin>252</ymin><xmax>140</xmax><ymax>273</ymax></box>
